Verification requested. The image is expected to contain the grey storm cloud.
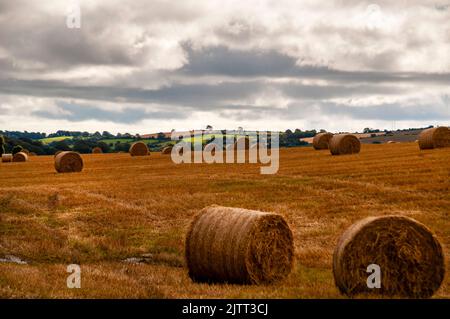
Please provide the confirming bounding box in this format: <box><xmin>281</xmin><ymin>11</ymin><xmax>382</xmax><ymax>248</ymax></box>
<box><xmin>0</xmin><ymin>1</ymin><xmax>450</xmax><ymax>130</ymax></box>
<box><xmin>278</xmin><ymin>102</ymin><xmax>450</xmax><ymax>121</ymax></box>
<box><xmin>0</xmin><ymin>77</ymin><xmax>263</xmax><ymax>107</ymax></box>
<box><xmin>32</xmin><ymin>101</ymin><xmax>188</xmax><ymax>123</ymax></box>
<box><xmin>180</xmin><ymin>45</ymin><xmax>450</xmax><ymax>85</ymax></box>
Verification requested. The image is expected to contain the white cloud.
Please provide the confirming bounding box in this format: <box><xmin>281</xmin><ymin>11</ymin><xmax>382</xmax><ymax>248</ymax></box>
<box><xmin>0</xmin><ymin>0</ymin><xmax>449</xmax><ymax>133</ymax></box>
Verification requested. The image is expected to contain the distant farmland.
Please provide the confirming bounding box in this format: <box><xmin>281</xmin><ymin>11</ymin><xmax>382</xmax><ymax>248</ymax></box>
<box><xmin>39</xmin><ymin>136</ymin><xmax>159</xmax><ymax>145</ymax></box>
<box><xmin>0</xmin><ymin>143</ymin><xmax>448</xmax><ymax>298</ymax></box>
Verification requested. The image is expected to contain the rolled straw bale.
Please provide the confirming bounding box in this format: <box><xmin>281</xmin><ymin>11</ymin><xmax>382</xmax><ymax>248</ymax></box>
<box><xmin>387</xmin><ymin>141</ymin><xmax>396</xmax><ymax>144</ymax></box>
<box><xmin>333</xmin><ymin>215</ymin><xmax>445</xmax><ymax>298</ymax></box>
<box><xmin>313</xmin><ymin>132</ymin><xmax>333</xmax><ymax>150</ymax></box>
<box><xmin>329</xmin><ymin>134</ymin><xmax>361</xmax><ymax>155</ymax></box>
<box><xmin>13</xmin><ymin>152</ymin><xmax>28</xmax><ymax>162</ymax></box>
<box><xmin>418</xmin><ymin>127</ymin><xmax>450</xmax><ymax>150</ymax></box>
<box><xmin>1</xmin><ymin>154</ymin><xmax>13</xmax><ymax>163</ymax></box>
<box><xmin>92</xmin><ymin>147</ymin><xmax>103</xmax><ymax>154</ymax></box>
<box><xmin>29</xmin><ymin>152</ymin><xmax>37</xmax><ymax>156</ymax></box>
<box><xmin>185</xmin><ymin>205</ymin><xmax>294</xmax><ymax>284</ymax></box>
<box><xmin>162</xmin><ymin>145</ymin><xmax>173</xmax><ymax>154</ymax></box>
<box><xmin>54</xmin><ymin>150</ymin><xmax>63</xmax><ymax>158</ymax></box>
<box><xmin>129</xmin><ymin>142</ymin><xmax>149</xmax><ymax>156</ymax></box>
<box><xmin>54</xmin><ymin>151</ymin><xmax>83</xmax><ymax>173</ymax></box>
<box><xmin>21</xmin><ymin>148</ymin><xmax>30</xmax><ymax>155</ymax></box>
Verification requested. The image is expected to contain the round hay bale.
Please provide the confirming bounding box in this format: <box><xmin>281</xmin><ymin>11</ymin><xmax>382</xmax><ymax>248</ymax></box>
<box><xmin>333</xmin><ymin>215</ymin><xmax>445</xmax><ymax>298</ymax></box>
<box><xmin>54</xmin><ymin>151</ymin><xmax>83</xmax><ymax>173</ymax></box>
<box><xmin>54</xmin><ymin>150</ymin><xmax>63</xmax><ymax>158</ymax></box>
<box><xmin>129</xmin><ymin>142</ymin><xmax>149</xmax><ymax>156</ymax></box>
<box><xmin>313</xmin><ymin>132</ymin><xmax>333</xmax><ymax>150</ymax></box>
<box><xmin>92</xmin><ymin>147</ymin><xmax>103</xmax><ymax>154</ymax></box>
<box><xmin>418</xmin><ymin>127</ymin><xmax>450</xmax><ymax>150</ymax></box>
<box><xmin>29</xmin><ymin>152</ymin><xmax>37</xmax><ymax>156</ymax></box>
<box><xmin>387</xmin><ymin>141</ymin><xmax>396</xmax><ymax>144</ymax></box>
<box><xmin>21</xmin><ymin>148</ymin><xmax>30</xmax><ymax>155</ymax></box>
<box><xmin>13</xmin><ymin>152</ymin><xmax>28</xmax><ymax>162</ymax></box>
<box><xmin>162</xmin><ymin>145</ymin><xmax>173</xmax><ymax>155</ymax></box>
<box><xmin>1</xmin><ymin>154</ymin><xmax>13</xmax><ymax>163</ymax></box>
<box><xmin>185</xmin><ymin>205</ymin><xmax>294</xmax><ymax>284</ymax></box>
<box><xmin>329</xmin><ymin>134</ymin><xmax>361</xmax><ymax>155</ymax></box>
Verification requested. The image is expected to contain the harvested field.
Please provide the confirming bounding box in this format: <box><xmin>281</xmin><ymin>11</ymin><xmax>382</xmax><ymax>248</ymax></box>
<box><xmin>0</xmin><ymin>143</ymin><xmax>449</xmax><ymax>298</ymax></box>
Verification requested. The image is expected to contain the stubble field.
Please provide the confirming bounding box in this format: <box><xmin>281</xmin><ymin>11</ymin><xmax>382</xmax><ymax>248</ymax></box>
<box><xmin>0</xmin><ymin>143</ymin><xmax>449</xmax><ymax>298</ymax></box>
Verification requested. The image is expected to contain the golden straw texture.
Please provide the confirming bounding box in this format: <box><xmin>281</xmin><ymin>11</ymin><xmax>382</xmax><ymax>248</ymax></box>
<box><xmin>333</xmin><ymin>215</ymin><xmax>445</xmax><ymax>298</ymax></box>
<box><xmin>185</xmin><ymin>205</ymin><xmax>294</xmax><ymax>284</ymax></box>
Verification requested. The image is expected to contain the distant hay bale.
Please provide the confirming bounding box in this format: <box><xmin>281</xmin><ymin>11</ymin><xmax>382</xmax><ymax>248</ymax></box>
<box><xmin>13</xmin><ymin>152</ymin><xmax>28</xmax><ymax>162</ymax></box>
<box><xmin>185</xmin><ymin>205</ymin><xmax>294</xmax><ymax>284</ymax></box>
<box><xmin>329</xmin><ymin>134</ymin><xmax>361</xmax><ymax>155</ymax></box>
<box><xmin>333</xmin><ymin>215</ymin><xmax>445</xmax><ymax>298</ymax></box>
<box><xmin>29</xmin><ymin>152</ymin><xmax>37</xmax><ymax>156</ymax></box>
<box><xmin>162</xmin><ymin>145</ymin><xmax>173</xmax><ymax>154</ymax></box>
<box><xmin>313</xmin><ymin>132</ymin><xmax>333</xmax><ymax>150</ymax></box>
<box><xmin>54</xmin><ymin>151</ymin><xmax>83</xmax><ymax>173</ymax></box>
<box><xmin>129</xmin><ymin>142</ymin><xmax>149</xmax><ymax>156</ymax></box>
<box><xmin>92</xmin><ymin>147</ymin><xmax>103</xmax><ymax>154</ymax></box>
<box><xmin>1</xmin><ymin>154</ymin><xmax>13</xmax><ymax>163</ymax></box>
<box><xmin>387</xmin><ymin>141</ymin><xmax>396</xmax><ymax>144</ymax></box>
<box><xmin>21</xmin><ymin>149</ymin><xmax>30</xmax><ymax>155</ymax></box>
<box><xmin>418</xmin><ymin>127</ymin><xmax>450</xmax><ymax>150</ymax></box>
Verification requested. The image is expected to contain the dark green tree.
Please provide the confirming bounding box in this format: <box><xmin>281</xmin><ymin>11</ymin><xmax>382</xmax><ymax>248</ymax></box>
<box><xmin>0</xmin><ymin>135</ymin><xmax>5</xmax><ymax>156</ymax></box>
<box><xmin>12</xmin><ymin>145</ymin><xmax>23</xmax><ymax>154</ymax></box>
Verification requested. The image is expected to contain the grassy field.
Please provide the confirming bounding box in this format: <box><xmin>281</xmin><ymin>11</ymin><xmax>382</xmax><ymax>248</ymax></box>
<box><xmin>39</xmin><ymin>136</ymin><xmax>74</xmax><ymax>144</ymax></box>
<box><xmin>0</xmin><ymin>143</ymin><xmax>449</xmax><ymax>298</ymax></box>
<box><xmin>39</xmin><ymin>136</ymin><xmax>159</xmax><ymax>146</ymax></box>
<box><xmin>99</xmin><ymin>138</ymin><xmax>159</xmax><ymax>145</ymax></box>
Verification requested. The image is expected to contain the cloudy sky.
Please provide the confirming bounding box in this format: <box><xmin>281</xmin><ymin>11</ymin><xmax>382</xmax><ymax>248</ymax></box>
<box><xmin>0</xmin><ymin>0</ymin><xmax>450</xmax><ymax>134</ymax></box>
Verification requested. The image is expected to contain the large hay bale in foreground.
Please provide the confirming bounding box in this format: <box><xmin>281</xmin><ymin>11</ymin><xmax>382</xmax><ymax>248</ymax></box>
<box><xmin>13</xmin><ymin>152</ymin><xmax>28</xmax><ymax>162</ymax></box>
<box><xmin>54</xmin><ymin>150</ymin><xmax>63</xmax><ymax>158</ymax></box>
<box><xmin>1</xmin><ymin>154</ymin><xmax>13</xmax><ymax>163</ymax></box>
<box><xmin>313</xmin><ymin>132</ymin><xmax>333</xmax><ymax>150</ymax></box>
<box><xmin>185</xmin><ymin>205</ymin><xmax>294</xmax><ymax>284</ymax></box>
<box><xmin>333</xmin><ymin>215</ymin><xmax>445</xmax><ymax>298</ymax></box>
<box><xmin>92</xmin><ymin>147</ymin><xmax>103</xmax><ymax>154</ymax></box>
<box><xmin>329</xmin><ymin>134</ymin><xmax>361</xmax><ymax>155</ymax></box>
<box><xmin>162</xmin><ymin>145</ymin><xmax>173</xmax><ymax>154</ymax></box>
<box><xmin>54</xmin><ymin>151</ymin><xmax>83</xmax><ymax>173</ymax></box>
<box><xmin>129</xmin><ymin>142</ymin><xmax>149</xmax><ymax>156</ymax></box>
<box><xmin>418</xmin><ymin>127</ymin><xmax>450</xmax><ymax>150</ymax></box>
